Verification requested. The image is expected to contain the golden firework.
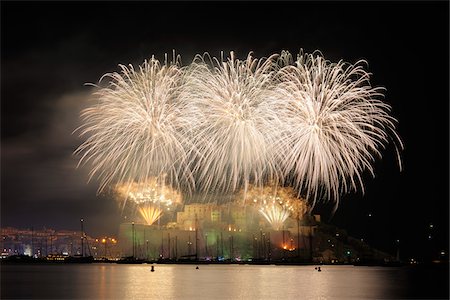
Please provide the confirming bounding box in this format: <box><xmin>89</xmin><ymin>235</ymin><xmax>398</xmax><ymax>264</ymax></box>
<box><xmin>115</xmin><ymin>176</ymin><xmax>182</xmax><ymax>225</ymax></box>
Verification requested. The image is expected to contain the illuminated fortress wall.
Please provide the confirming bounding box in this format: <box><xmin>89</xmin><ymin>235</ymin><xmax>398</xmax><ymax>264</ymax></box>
<box><xmin>118</xmin><ymin>203</ymin><xmax>318</xmax><ymax>260</ymax></box>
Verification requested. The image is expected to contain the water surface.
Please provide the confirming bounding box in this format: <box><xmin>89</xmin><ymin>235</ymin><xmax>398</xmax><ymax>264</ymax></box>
<box><xmin>1</xmin><ymin>264</ymin><xmax>448</xmax><ymax>299</ymax></box>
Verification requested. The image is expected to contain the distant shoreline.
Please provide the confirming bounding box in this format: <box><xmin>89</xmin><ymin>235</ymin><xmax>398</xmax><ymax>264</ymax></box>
<box><xmin>3</xmin><ymin>255</ymin><xmax>446</xmax><ymax>268</ymax></box>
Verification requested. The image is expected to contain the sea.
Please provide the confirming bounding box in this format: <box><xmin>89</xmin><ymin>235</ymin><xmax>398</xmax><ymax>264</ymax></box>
<box><xmin>1</xmin><ymin>263</ymin><xmax>448</xmax><ymax>299</ymax></box>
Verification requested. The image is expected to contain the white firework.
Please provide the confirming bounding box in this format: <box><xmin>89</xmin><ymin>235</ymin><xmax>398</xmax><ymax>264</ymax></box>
<box><xmin>75</xmin><ymin>54</ymin><xmax>194</xmax><ymax>192</ymax></box>
<box><xmin>182</xmin><ymin>52</ymin><xmax>282</xmax><ymax>194</ymax></box>
<box><xmin>238</xmin><ymin>184</ymin><xmax>307</xmax><ymax>230</ymax></box>
<box><xmin>259</xmin><ymin>204</ymin><xmax>291</xmax><ymax>231</ymax></box>
<box><xmin>274</xmin><ymin>50</ymin><xmax>403</xmax><ymax>209</ymax></box>
<box><xmin>74</xmin><ymin>49</ymin><xmax>403</xmax><ymax>213</ymax></box>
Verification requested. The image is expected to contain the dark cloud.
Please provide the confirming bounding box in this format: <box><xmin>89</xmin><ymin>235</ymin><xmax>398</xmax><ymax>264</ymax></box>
<box><xmin>1</xmin><ymin>91</ymin><xmax>122</xmax><ymax>235</ymax></box>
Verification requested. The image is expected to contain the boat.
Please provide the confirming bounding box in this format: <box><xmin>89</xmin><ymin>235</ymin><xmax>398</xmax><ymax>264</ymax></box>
<box><xmin>65</xmin><ymin>255</ymin><xmax>94</xmax><ymax>263</ymax></box>
<box><xmin>116</xmin><ymin>256</ymin><xmax>146</xmax><ymax>264</ymax></box>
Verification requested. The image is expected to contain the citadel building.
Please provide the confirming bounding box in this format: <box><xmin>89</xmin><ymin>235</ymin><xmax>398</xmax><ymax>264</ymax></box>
<box><xmin>118</xmin><ymin>202</ymin><xmax>320</xmax><ymax>261</ymax></box>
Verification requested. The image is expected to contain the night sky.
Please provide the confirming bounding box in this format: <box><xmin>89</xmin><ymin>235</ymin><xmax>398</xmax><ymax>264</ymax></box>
<box><xmin>2</xmin><ymin>2</ymin><xmax>448</xmax><ymax>260</ymax></box>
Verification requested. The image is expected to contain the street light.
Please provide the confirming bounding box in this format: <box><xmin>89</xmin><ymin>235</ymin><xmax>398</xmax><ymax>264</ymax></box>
<box><xmin>102</xmin><ymin>238</ymin><xmax>107</xmax><ymax>259</ymax></box>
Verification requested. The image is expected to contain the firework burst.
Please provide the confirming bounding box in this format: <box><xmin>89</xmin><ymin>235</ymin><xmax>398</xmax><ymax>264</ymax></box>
<box><xmin>259</xmin><ymin>204</ymin><xmax>290</xmax><ymax>231</ymax></box>
<box><xmin>75</xmin><ymin>54</ymin><xmax>194</xmax><ymax>192</ymax></box>
<box><xmin>115</xmin><ymin>177</ymin><xmax>182</xmax><ymax>225</ymax></box>
<box><xmin>182</xmin><ymin>52</ymin><xmax>282</xmax><ymax>194</ymax></box>
<box><xmin>75</xmin><ymin>50</ymin><xmax>402</xmax><ymax>213</ymax></box>
<box><xmin>274</xmin><ymin>50</ymin><xmax>403</xmax><ymax>209</ymax></box>
<box><xmin>240</xmin><ymin>185</ymin><xmax>308</xmax><ymax>230</ymax></box>
<box><xmin>138</xmin><ymin>204</ymin><xmax>163</xmax><ymax>226</ymax></box>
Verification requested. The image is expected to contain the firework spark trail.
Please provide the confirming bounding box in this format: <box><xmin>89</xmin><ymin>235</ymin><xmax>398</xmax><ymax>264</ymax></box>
<box><xmin>182</xmin><ymin>52</ymin><xmax>283</xmax><ymax>194</ymax></box>
<box><xmin>274</xmin><ymin>50</ymin><xmax>403</xmax><ymax>209</ymax></box>
<box><xmin>74</xmin><ymin>55</ymin><xmax>194</xmax><ymax>192</ymax></box>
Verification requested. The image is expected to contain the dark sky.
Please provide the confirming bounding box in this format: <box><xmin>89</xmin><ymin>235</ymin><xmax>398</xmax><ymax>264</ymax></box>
<box><xmin>1</xmin><ymin>1</ymin><xmax>448</xmax><ymax>260</ymax></box>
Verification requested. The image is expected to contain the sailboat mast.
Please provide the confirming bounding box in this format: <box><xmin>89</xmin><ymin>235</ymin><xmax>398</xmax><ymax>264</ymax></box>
<box><xmin>80</xmin><ymin>218</ymin><xmax>84</xmax><ymax>257</ymax></box>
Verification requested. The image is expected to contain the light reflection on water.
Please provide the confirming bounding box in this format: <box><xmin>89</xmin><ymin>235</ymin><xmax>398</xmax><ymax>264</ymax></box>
<box><xmin>1</xmin><ymin>264</ymin><xmax>448</xmax><ymax>299</ymax></box>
